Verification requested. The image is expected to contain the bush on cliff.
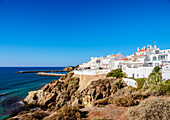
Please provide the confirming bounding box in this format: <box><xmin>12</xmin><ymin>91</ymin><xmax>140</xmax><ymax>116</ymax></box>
<box><xmin>112</xmin><ymin>92</ymin><xmax>149</xmax><ymax>107</ymax></box>
<box><xmin>114</xmin><ymin>80</ymin><xmax>124</xmax><ymax>89</ymax></box>
<box><xmin>92</xmin><ymin>97</ymin><xmax>109</xmax><ymax>107</ymax></box>
<box><xmin>130</xmin><ymin>78</ymin><xmax>146</xmax><ymax>91</ymax></box>
<box><xmin>60</xmin><ymin>71</ymin><xmax>74</xmax><ymax>81</ymax></box>
<box><xmin>147</xmin><ymin>66</ymin><xmax>162</xmax><ymax>85</ymax></box>
<box><xmin>45</xmin><ymin>106</ymin><xmax>86</xmax><ymax>120</ymax></box>
<box><xmin>151</xmin><ymin>80</ymin><xmax>170</xmax><ymax>95</ymax></box>
<box><xmin>13</xmin><ymin>111</ymin><xmax>49</xmax><ymax>120</ymax></box>
<box><xmin>106</xmin><ymin>68</ymin><xmax>126</xmax><ymax>78</ymax></box>
<box><xmin>128</xmin><ymin>97</ymin><xmax>170</xmax><ymax>120</ymax></box>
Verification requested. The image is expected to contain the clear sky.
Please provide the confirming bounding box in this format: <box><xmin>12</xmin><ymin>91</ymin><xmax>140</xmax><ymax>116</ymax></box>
<box><xmin>0</xmin><ymin>0</ymin><xmax>170</xmax><ymax>66</ymax></box>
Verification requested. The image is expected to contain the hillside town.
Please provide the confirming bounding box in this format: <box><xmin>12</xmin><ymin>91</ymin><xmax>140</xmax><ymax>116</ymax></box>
<box><xmin>75</xmin><ymin>44</ymin><xmax>170</xmax><ymax>81</ymax></box>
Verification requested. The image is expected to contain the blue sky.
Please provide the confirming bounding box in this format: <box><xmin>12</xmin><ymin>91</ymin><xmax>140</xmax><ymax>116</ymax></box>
<box><xmin>0</xmin><ymin>0</ymin><xmax>170</xmax><ymax>66</ymax></box>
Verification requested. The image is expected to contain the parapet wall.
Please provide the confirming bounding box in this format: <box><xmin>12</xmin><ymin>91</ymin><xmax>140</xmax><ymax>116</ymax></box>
<box><xmin>123</xmin><ymin>67</ymin><xmax>154</xmax><ymax>79</ymax></box>
<box><xmin>74</xmin><ymin>69</ymin><xmax>111</xmax><ymax>75</ymax></box>
<box><xmin>74</xmin><ymin>74</ymin><xmax>106</xmax><ymax>91</ymax></box>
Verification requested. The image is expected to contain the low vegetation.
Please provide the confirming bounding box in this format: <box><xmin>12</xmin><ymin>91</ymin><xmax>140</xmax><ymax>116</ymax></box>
<box><xmin>106</xmin><ymin>68</ymin><xmax>126</xmax><ymax>78</ymax></box>
<box><xmin>151</xmin><ymin>80</ymin><xmax>170</xmax><ymax>95</ymax></box>
<box><xmin>92</xmin><ymin>97</ymin><xmax>109</xmax><ymax>107</ymax></box>
<box><xmin>9</xmin><ymin>111</ymin><xmax>49</xmax><ymax>120</ymax></box>
<box><xmin>147</xmin><ymin>66</ymin><xmax>162</xmax><ymax>86</ymax></box>
<box><xmin>45</xmin><ymin>106</ymin><xmax>86</xmax><ymax>120</ymax></box>
<box><xmin>130</xmin><ymin>78</ymin><xmax>146</xmax><ymax>91</ymax></box>
<box><xmin>99</xmin><ymin>67</ymin><xmax>103</xmax><ymax>70</ymax></box>
<box><xmin>91</xmin><ymin>116</ymin><xmax>108</xmax><ymax>120</ymax></box>
<box><xmin>128</xmin><ymin>97</ymin><xmax>170</xmax><ymax>120</ymax></box>
<box><xmin>112</xmin><ymin>92</ymin><xmax>149</xmax><ymax>107</ymax></box>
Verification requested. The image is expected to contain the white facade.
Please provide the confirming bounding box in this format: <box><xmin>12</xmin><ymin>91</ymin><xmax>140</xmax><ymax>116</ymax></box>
<box><xmin>74</xmin><ymin>69</ymin><xmax>111</xmax><ymax>75</ymax></box>
<box><xmin>79</xmin><ymin>54</ymin><xmax>125</xmax><ymax>70</ymax></box>
<box><xmin>123</xmin><ymin>67</ymin><xmax>154</xmax><ymax>78</ymax></box>
<box><xmin>77</xmin><ymin>44</ymin><xmax>170</xmax><ymax>80</ymax></box>
<box><xmin>162</xmin><ymin>64</ymin><xmax>170</xmax><ymax>81</ymax></box>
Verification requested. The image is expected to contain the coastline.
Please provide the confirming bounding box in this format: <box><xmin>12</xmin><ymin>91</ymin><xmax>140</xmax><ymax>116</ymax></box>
<box><xmin>7</xmin><ymin>67</ymin><xmax>170</xmax><ymax>120</ymax></box>
<box><xmin>0</xmin><ymin>67</ymin><xmax>64</xmax><ymax>120</ymax></box>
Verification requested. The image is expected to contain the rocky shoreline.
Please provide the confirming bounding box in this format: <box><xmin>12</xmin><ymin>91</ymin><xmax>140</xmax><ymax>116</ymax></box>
<box><xmin>8</xmin><ymin>67</ymin><xmax>170</xmax><ymax>120</ymax></box>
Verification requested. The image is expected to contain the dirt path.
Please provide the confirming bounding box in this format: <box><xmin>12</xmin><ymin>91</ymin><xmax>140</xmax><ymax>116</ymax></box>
<box><xmin>81</xmin><ymin>104</ymin><xmax>129</xmax><ymax>120</ymax></box>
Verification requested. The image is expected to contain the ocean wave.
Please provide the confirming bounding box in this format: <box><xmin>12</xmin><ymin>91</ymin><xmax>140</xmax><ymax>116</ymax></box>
<box><xmin>0</xmin><ymin>89</ymin><xmax>23</xmax><ymax>97</ymax></box>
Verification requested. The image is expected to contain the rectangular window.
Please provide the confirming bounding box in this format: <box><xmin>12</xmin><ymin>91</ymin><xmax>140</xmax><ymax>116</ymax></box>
<box><xmin>153</xmin><ymin>56</ymin><xmax>157</xmax><ymax>61</ymax></box>
<box><xmin>96</xmin><ymin>60</ymin><xmax>100</xmax><ymax>63</ymax></box>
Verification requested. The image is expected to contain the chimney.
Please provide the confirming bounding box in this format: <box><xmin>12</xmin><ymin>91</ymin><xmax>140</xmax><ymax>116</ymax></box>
<box><xmin>150</xmin><ymin>45</ymin><xmax>153</xmax><ymax>49</ymax></box>
<box><xmin>154</xmin><ymin>45</ymin><xmax>157</xmax><ymax>48</ymax></box>
<box><xmin>144</xmin><ymin>46</ymin><xmax>146</xmax><ymax>50</ymax></box>
<box><xmin>137</xmin><ymin>47</ymin><xmax>140</xmax><ymax>51</ymax></box>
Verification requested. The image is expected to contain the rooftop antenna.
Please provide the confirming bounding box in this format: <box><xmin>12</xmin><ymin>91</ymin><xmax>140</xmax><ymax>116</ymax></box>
<box><xmin>154</xmin><ymin>41</ymin><xmax>156</xmax><ymax>45</ymax></box>
<box><xmin>154</xmin><ymin>41</ymin><xmax>157</xmax><ymax>48</ymax></box>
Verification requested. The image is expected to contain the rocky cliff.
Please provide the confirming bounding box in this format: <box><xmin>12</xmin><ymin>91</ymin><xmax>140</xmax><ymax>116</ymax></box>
<box><xmin>23</xmin><ymin>71</ymin><xmax>79</xmax><ymax>110</ymax></box>
<box><xmin>8</xmin><ymin>69</ymin><xmax>170</xmax><ymax>120</ymax></box>
<box><xmin>9</xmin><ymin>71</ymin><xmax>128</xmax><ymax>120</ymax></box>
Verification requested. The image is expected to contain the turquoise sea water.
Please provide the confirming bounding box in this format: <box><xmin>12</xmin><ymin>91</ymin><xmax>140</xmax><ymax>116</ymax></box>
<box><xmin>0</xmin><ymin>67</ymin><xmax>65</xmax><ymax>120</ymax></box>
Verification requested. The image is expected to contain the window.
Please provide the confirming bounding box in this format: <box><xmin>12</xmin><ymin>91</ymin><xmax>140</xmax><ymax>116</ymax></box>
<box><xmin>155</xmin><ymin>50</ymin><xmax>159</xmax><ymax>54</ymax></box>
<box><xmin>153</xmin><ymin>56</ymin><xmax>157</xmax><ymax>61</ymax></box>
<box><xmin>96</xmin><ymin>60</ymin><xmax>100</xmax><ymax>63</ymax></box>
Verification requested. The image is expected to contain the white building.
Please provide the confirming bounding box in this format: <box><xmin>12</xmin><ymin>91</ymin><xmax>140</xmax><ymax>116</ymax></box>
<box><xmin>77</xmin><ymin>44</ymin><xmax>170</xmax><ymax>79</ymax></box>
<box><xmin>79</xmin><ymin>54</ymin><xmax>125</xmax><ymax>70</ymax></box>
<box><xmin>122</xmin><ymin>45</ymin><xmax>170</xmax><ymax>78</ymax></box>
<box><xmin>162</xmin><ymin>64</ymin><xmax>170</xmax><ymax>81</ymax></box>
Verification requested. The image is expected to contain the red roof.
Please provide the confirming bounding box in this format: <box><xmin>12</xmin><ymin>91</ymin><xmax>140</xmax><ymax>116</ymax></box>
<box><xmin>110</xmin><ymin>55</ymin><xmax>118</xmax><ymax>57</ymax></box>
<box><xmin>132</xmin><ymin>55</ymin><xmax>145</xmax><ymax>57</ymax></box>
<box><xmin>120</xmin><ymin>58</ymin><xmax>128</xmax><ymax>61</ymax></box>
<box><xmin>103</xmin><ymin>64</ymin><xmax>109</xmax><ymax>65</ymax></box>
<box><xmin>137</xmin><ymin>49</ymin><xmax>150</xmax><ymax>52</ymax></box>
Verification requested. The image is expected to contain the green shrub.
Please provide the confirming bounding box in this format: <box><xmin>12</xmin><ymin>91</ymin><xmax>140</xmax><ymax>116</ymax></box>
<box><xmin>99</xmin><ymin>67</ymin><xmax>103</xmax><ymax>70</ymax></box>
<box><xmin>164</xmin><ymin>80</ymin><xmax>170</xmax><ymax>85</ymax></box>
<box><xmin>131</xmin><ymin>78</ymin><xmax>145</xmax><ymax>91</ymax></box>
<box><xmin>115</xmin><ymin>81</ymin><xmax>124</xmax><ymax>89</ymax></box>
<box><xmin>148</xmin><ymin>66</ymin><xmax>162</xmax><ymax>85</ymax></box>
<box><xmin>128</xmin><ymin>98</ymin><xmax>170</xmax><ymax>120</ymax></box>
<box><xmin>152</xmin><ymin>82</ymin><xmax>170</xmax><ymax>95</ymax></box>
<box><xmin>106</xmin><ymin>68</ymin><xmax>125</xmax><ymax>78</ymax></box>
<box><xmin>153</xmin><ymin>66</ymin><xmax>161</xmax><ymax>73</ymax></box>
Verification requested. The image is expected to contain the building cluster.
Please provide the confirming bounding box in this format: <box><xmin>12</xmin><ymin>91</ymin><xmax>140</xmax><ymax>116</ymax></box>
<box><xmin>77</xmin><ymin>44</ymin><xmax>170</xmax><ymax>80</ymax></box>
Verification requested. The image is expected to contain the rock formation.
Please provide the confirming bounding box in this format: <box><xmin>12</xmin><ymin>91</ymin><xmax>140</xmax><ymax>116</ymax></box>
<box><xmin>23</xmin><ymin>71</ymin><xmax>79</xmax><ymax>110</ymax></box>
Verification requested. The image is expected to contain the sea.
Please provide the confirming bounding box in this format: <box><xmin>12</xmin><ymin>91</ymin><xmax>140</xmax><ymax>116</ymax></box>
<box><xmin>0</xmin><ymin>67</ymin><xmax>65</xmax><ymax>120</ymax></box>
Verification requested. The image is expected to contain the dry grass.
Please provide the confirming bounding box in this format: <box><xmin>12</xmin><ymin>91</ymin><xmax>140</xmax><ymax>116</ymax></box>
<box><xmin>44</xmin><ymin>105</ymin><xmax>86</xmax><ymax>120</ymax></box>
<box><xmin>13</xmin><ymin>111</ymin><xmax>49</xmax><ymax>120</ymax></box>
<box><xmin>90</xmin><ymin>116</ymin><xmax>108</xmax><ymax>120</ymax></box>
<box><xmin>112</xmin><ymin>92</ymin><xmax>149</xmax><ymax>107</ymax></box>
<box><xmin>128</xmin><ymin>97</ymin><xmax>170</xmax><ymax>120</ymax></box>
<box><xmin>92</xmin><ymin>97</ymin><xmax>109</xmax><ymax>107</ymax></box>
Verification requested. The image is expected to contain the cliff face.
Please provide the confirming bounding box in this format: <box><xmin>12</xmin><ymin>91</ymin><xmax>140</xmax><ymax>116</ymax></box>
<box><xmin>23</xmin><ymin>71</ymin><xmax>127</xmax><ymax>109</ymax></box>
<box><xmin>23</xmin><ymin>71</ymin><xmax>80</xmax><ymax>110</ymax></box>
<box><xmin>9</xmin><ymin>71</ymin><xmax>128</xmax><ymax>120</ymax></box>
<box><xmin>76</xmin><ymin>77</ymin><xmax>127</xmax><ymax>107</ymax></box>
<box><xmin>9</xmin><ymin>69</ymin><xmax>170</xmax><ymax>120</ymax></box>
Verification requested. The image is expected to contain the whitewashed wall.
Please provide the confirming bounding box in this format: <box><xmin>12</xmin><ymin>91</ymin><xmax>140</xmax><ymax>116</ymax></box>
<box><xmin>74</xmin><ymin>69</ymin><xmax>111</xmax><ymax>75</ymax></box>
<box><xmin>162</xmin><ymin>65</ymin><xmax>170</xmax><ymax>81</ymax></box>
<box><xmin>123</xmin><ymin>67</ymin><xmax>154</xmax><ymax>79</ymax></box>
<box><xmin>123</xmin><ymin>78</ymin><xmax>137</xmax><ymax>88</ymax></box>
